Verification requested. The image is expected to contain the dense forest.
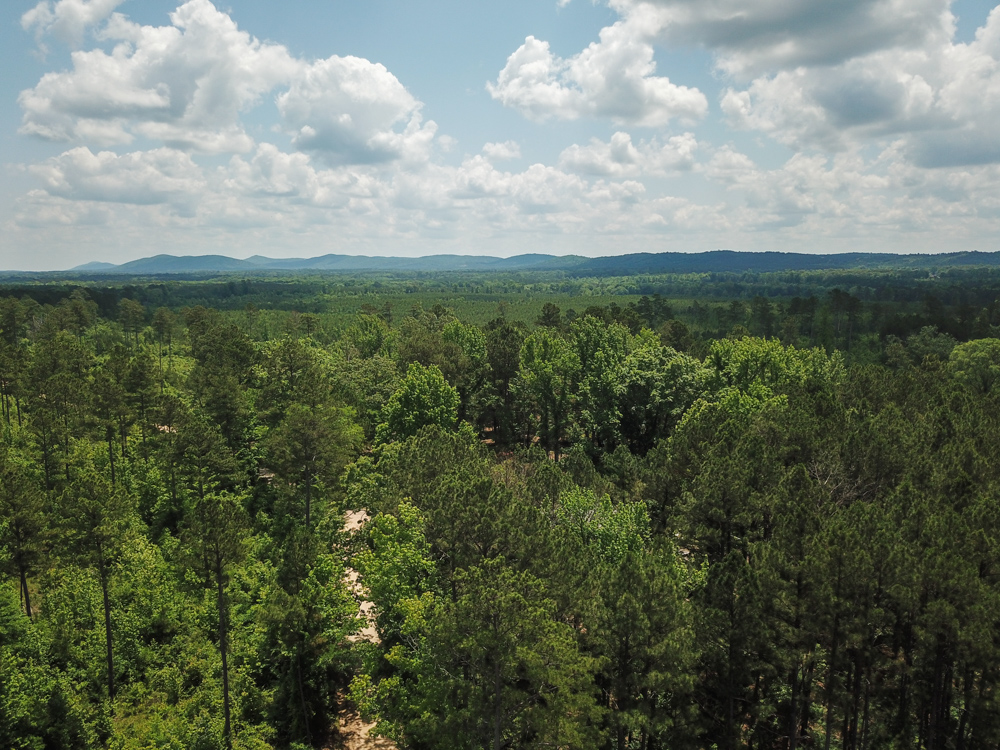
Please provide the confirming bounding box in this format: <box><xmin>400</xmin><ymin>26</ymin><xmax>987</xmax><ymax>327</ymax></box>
<box><xmin>4</xmin><ymin>269</ymin><xmax>1000</xmax><ymax>749</ymax></box>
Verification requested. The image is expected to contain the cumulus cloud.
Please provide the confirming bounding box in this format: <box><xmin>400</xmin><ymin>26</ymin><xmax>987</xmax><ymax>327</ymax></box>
<box><xmin>719</xmin><ymin>6</ymin><xmax>1000</xmax><ymax>165</ymax></box>
<box><xmin>277</xmin><ymin>55</ymin><xmax>436</xmax><ymax>165</ymax></box>
<box><xmin>625</xmin><ymin>0</ymin><xmax>953</xmax><ymax>78</ymax></box>
<box><xmin>559</xmin><ymin>131</ymin><xmax>698</xmax><ymax>176</ymax></box>
<box><xmin>16</xmin><ymin>139</ymin><xmax>701</xmax><ymax>245</ymax></box>
<box><xmin>482</xmin><ymin>141</ymin><xmax>522</xmax><ymax>161</ymax></box>
<box><xmin>19</xmin><ymin>0</ymin><xmax>443</xmax><ymax>166</ymax></box>
<box><xmin>224</xmin><ymin>143</ymin><xmax>382</xmax><ymax>208</ymax></box>
<box><xmin>22</xmin><ymin>0</ymin><xmax>125</xmax><ymax>48</ymax></box>
<box><xmin>488</xmin><ymin>18</ymin><xmax>707</xmax><ymax>126</ymax></box>
<box><xmin>496</xmin><ymin>0</ymin><xmax>1000</xmax><ymax>169</ymax></box>
<box><xmin>489</xmin><ymin>0</ymin><xmax>949</xmax><ymax>128</ymax></box>
<box><xmin>15</xmin><ymin>136</ymin><xmax>1000</xmax><ymax>258</ymax></box>
<box><xmin>19</xmin><ymin>0</ymin><xmax>299</xmax><ymax>152</ymax></box>
<box><xmin>695</xmin><ymin>144</ymin><xmax>999</xmax><ymax>235</ymax></box>
<box><xmin>720</xmin><ymin>64</ymin><xmax>942</xmax><ymax>152</ymax></box>
<box><xmin>12</xmin><ymin>192</ymin><xmax>112</xmax><ymax>230</ymax></box>
<box><xmin>29</xmin><ymin>147</ymin><xmax>205</xmax><ymax>206</ymax></box>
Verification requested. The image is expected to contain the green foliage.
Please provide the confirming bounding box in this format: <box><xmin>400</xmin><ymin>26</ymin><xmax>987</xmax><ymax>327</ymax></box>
<box><xmin>554</xmin><ymin>487</ymin><xmax>649</xmax><ymax>564</ymax></box>
<box><xmin>375</xmin><ymin>363</ymin><xmax>459</xmax><ymax>444</ymax></box>
<box><xmin>6</xmin><ymin>271</ymin><xmax>1000</xmax><ymax>750</ymax></box>
<box><xmin>354</xmin><ymin>502</ymin><xmax>437</xmax><ymax>643</ymax></box>
<box><xmin>357</xmin><ymin>558</ymin><xmax>600</xmax><ymax>749</ymax></box>
<box><xmin>707</xmin><ymin>335</ymin><xmax>843</xmax><ymax>394</ymax></box>
<box><xmin>517</xmin><ymin>327</ymin><xmax>579</xmax><ymax>459</ymax></box>
<box><xmin>949</xmin><ymin>337</ymin><xmax>1000</xmax><ymax>394</ymax></box>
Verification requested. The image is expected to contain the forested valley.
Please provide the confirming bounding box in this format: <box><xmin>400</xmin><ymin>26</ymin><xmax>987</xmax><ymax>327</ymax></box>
<box><xmin>4</xmin><ymin>269</ymin><xmax>1000</xmax><ymax>749</ymax></box>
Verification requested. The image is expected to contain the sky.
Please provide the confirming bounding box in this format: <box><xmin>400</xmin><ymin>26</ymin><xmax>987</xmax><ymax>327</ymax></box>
<box><xmin>1</xmin><ymin>0</ymin><xmax>1000</xmax><ymax>270</ymax></box>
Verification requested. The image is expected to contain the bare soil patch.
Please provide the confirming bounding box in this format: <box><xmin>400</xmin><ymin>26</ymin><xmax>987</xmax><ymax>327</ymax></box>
<box><xmin>327</xmin><ymin>508</ymin><xmax>396</xmax><ymax>750</ymax></box>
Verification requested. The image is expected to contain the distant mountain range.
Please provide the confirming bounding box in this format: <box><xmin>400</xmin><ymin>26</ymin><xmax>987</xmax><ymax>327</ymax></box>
<box><xmin>60</xmin><ymin>250</ymin><xmax>1000</xmax><ymax>276</ymax></box>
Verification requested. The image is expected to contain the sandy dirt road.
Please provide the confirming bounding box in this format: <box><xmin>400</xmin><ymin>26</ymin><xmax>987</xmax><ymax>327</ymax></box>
<box><xmin>328</xmin><ymin>509</ymin><xmax>397</xmax><ymax>750</ymax></box>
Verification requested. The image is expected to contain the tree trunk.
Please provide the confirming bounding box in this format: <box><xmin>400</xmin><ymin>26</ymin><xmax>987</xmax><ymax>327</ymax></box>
<box><xmin>824</xmin><ymin>614</ymin><xmax>840</xmax><ymax>750</ymax></box>
<box><xmin>216</xmin><ymin>559</ymin><xmax>233</xmax><ymax>750</ymax></box>
<box><xmin>788</xmin><ymin>662</ymin><xmax>799</xmax><ymax>750</ymax></box>
<box><xmin>850</xmin><ymin>650</ymin><xmax>863</xmax><ymax>750</ymax></box>
<box><xmin>296</xmin><ymin>652</ymin><xmax>312</xmax><ymax>746</ymax></box>
<box><xmin>493</xmin><ymin>660</ymin><xmax>503</xmax><ymax>750</ymax></box>
<box><xmin>107</xmin><ymin>428</ymin><xmax>116</xmax><ymax>488</ymax></box>
<box><xmin>800</xmin><ymin>655</ymin><xmax>815</xmax><ymax>742</ymax></box>
<box><xmin>956</xmin><ymin>668</ymin><xmax>973</xmax><ymax>750</ymax></box>
<box><xmin>19</xmin><ymin>564</ymin><xmax>32</xmax><ymax>619</ymax></box>
<box><xmin>99</xmin><ymin>554</ymin><xmax>115</xmax><ymax>700</ymax></box>
<box><xmin>860</xmin><ymin>661</ymin><xmax>871</xmax><ymax>750</ymax></box>
<box><xmin>305</xmin><ymin>470</ymin><xmax>312</xmax><ymax>528</ymax></box>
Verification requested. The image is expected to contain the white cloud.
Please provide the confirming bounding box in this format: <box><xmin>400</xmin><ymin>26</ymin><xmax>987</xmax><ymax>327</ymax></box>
<box><xmin>623</xmin><ymin>0</ymin><xmax>953</xmax><ymax>78</ymax></box>
<box><xmin>482</xmin><ymin>141</ymin><xmax>522</xmax><ymax>161</ymax></box>
<box><xmin>12</xmin><ymin>0</ymin><xmax>1000</xmax><ymax>264</ymax></box>
<box><xmin>559</xmin><ymin>131</ymin><xmax>698</xmax><ymax>176</ymax></box>
<box><xmin>719</xmin><ymin>6</ymin><xmax>1000</xmax><ymax>166</ymax></box>
<box><xmin>696</xmin><ymin>143</ymin><xmax>1000</xmax><ymax>237</ymax></box>
<box><xmin>12</xmin><ymin>191</ymin><xmax>111</xmax><ymax>229</ymax></box>
<box><xmin>489</xmin><ymin>0</ymin><xmax>949</xmax><ymax>128</ymax></box>
<box><xmin>277</xmin><ymin>55</ymin><xmax>436</xmax><ymax>165</ymax></box>
<box><xmin>13</xmin><ymin>136</ymin><xmax>1000</xmax><ymax>259</ymax></box>
<box><xmin>224</xmin><ymin>143</ymin><xmax>382</xmax><ymax>208</ymax></box>
<box><xmin>22</xmin><ymin>0</ymin><xmax>125</xmax><ymax>48</ymax></box>
<box><xmin>19</xmin><ymin>0</ymin><xmax>299</xmax><ymax>152</ymax></box>
<box><xmin>19</xmin><ymin>1</ymin><xmax>442</xmax><ymax>164</ymax></box>
<box><xmin>15</xmin><ymin>140</ymin><xmax>706</xmax><ymax>244</ymax></box>
<box><xmin>488</xmin><ymin>19</ymin><xmax>707</xmax><ymax>126</ymax></box>
<box><xmin>496</xmin><ymin>0</ymin><xmax>1000</xmax><ymax>169</ymax></box>
<box><xmin>29</xmin><ymin>146</ymin><xmax>205</xmax><ymax>206</ymax></box>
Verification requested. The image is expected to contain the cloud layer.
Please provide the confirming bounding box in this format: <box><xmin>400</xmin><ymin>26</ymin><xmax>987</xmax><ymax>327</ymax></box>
<box><xmin>7</xmin><ymin>0</ymin><xmax>1000</xmax><ymax>268</ymax></box>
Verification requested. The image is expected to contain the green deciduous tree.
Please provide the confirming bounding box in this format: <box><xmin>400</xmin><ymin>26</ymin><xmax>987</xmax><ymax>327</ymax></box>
<box><xmin>376</xmin><ymin>363</ymin><xmax>459</xmax><ymax>444</ymax></box>
<box><xmin>517</xmin><ymin>328</ymin><xmax>579</xmax><ymax>460</ymax></box>
<box><xmin>949</xmin><ymin>338</ymin><xmax>1000</xmax><ymax>395</ymax></box>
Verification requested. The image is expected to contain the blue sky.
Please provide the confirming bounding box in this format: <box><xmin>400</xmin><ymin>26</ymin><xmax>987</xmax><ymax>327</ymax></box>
<box><xmin>2</xmin><ymin>0</ymin><xmax>999</xmax><ymax>270</ymax></box>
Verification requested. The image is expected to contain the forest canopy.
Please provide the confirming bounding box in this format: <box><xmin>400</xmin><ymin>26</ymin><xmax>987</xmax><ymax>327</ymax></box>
<box><xmin>3</xmin><ymin>267</ymin><xmax>1000</xmax><ymax>749</ymax></box>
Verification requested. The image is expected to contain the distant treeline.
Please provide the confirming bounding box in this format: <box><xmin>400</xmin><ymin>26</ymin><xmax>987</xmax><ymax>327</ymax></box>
<box><xmin>4</xmin><ymin>264</ymin><xmax>1000</xmax><ymax>316</ymax></box>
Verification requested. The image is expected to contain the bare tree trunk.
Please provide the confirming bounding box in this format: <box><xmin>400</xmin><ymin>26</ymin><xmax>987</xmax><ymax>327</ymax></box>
<box><xmin>297</xmin><ymin>653</ymin><xmax>312</xmax><ymax>746</ymax></box>
<box><xmin>99</xmin><ymin>554</ymin><xmax>115</xmax><ymax>700</ymax></box>
<box><xmin>825</xmin><ymin>614</ymin><xmax>840</xmax><ymax>750</ymax></box>
<box><xmin>789</xmin><ymin>664</ymin><xmax>799</xmax><ymax>750</ymax></box>
<box><xmin>107</xmin><ymin>428</ymin><xmax>116</xmax><ymax>487</ymax></box>
<box><xmin>216</xmin><ymin>560</ymin><xmax>233</xmax><ymax>750</ymax></box>
<box><xmin>19</xmin><ymin>565</ymin><xmax>32</xmax><ymax>619</ymax></box>
<box><xmin>305</xmin><ymin>470</ymin><xmax>312</xmax><ymax>528</ymax></box>
<box><xmin>494</xmin><ymin>660</ymin><xmax>503</xmax><ymax>750</ymax></box>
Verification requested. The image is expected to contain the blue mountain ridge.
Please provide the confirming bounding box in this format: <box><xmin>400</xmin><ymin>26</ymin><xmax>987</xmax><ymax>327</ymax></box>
<box><xmin>66</xmin><ymin>250</ymin><xmax>1000</xmax><ymax>276</ymax></box>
